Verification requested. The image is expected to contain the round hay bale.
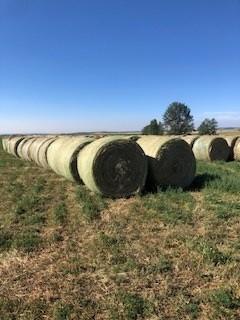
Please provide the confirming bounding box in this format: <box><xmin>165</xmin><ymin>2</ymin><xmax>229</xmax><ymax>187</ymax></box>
<box><xmin>77</xmin><ymin>136</ymin><xmax>147</xmax><ymax>198</ymax></box>
<box><xmin>29</xmin><ymin>136</ymin><xmax>54</xmax><ymax>163</ymax></box>
<box><xmin>8</xmin><ymin>136</ymin><xmax>25</xmax><ymax>157</ymax></box>
<box><xmin>221</xmin><ymin>136</ymin><xmax>239</xmax><ymax>160</ymax></box>
<box><xmin>37</xmin><ymin>137</ymin><xmax>58</xmax><ymax>168</ymax></box>
<box><xmin>181</xmin><ymin>135</ymin><xmax>200</xmax><ymax>148</ymax></box>
<box><xmin>233</xmin><ymin>138</ymin><xmax>240</xmax><ymax>161</ymax></box>
<box><xmin>1</xmin><ymin>137</ymin><xmax>8</xmax><ymax>152</ymax></box>
<box><xmin>20</xmin><ymin>137</ymin><xmax>39</xmax><ymax>161</ymax></box>
<box><xmin>137</xmin><ymin>136</ymin><xmax>196</xmax><ymax>188</ymax></box>
<box><xmin>192</xmin><ymin>136</ymin><xmax>230</xmax><ymax>161</ymax></box>
<box><xmin>17</xmin><ymin>136</ymin><xmax>35</xmax><ymax>160</ymax></box>
<box><xmin>47</xmin><ymin>136</ymin><xmax>94</xmax><ymax>182</ymax></box>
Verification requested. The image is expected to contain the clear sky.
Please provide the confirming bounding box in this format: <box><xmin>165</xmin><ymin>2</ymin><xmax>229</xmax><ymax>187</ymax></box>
<box><xmin>1</xmin><ymin>0</ymin><xmax>240</xmax><ymax>133</ymax></box>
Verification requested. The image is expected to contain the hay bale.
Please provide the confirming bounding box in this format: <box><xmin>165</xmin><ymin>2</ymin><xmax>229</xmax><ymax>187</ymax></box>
<box><xmin>47</xmin><ymin>136</ymin><xmax>95</xmax><ymax>182</ymax></box>
<box><xmin>192</xmin><ymin>136</ymin><xmax>229</xmax><ymax>161</ymax></box>
<box><xmin>181</xmin><ymin>135</ymin><xmax>200</xmax><ymax>148</ymax></box>
<box><xmin>20</xmin><ymin>137</ymin><xmax>39</xmax><ymax>161</ymax></box>
<box><xmin>7</xmin><ymin>136</ymin><xmax>25</xmax><ymax>157</ymax></box>
<box><xmin>221</xmin><ymin>136</ymin><xmax>239</xmax><ymax>160</ymax></box>
<box><xmin>17</xmin><ymin>137</ymin><xmax>35</xmax><ymax>160</ymax></box>
<box><xmin>37</xmin><ymin>137</ymin><xmax>58</xmax><ymax>168</ymax></box>
<box><xmin>77</xmin><ymin>136</ymin><xmax>147</xmax><ymax>198</ymax></box>
<box><xmin>137</xmin><ymin>136</ymin><xmax>196</xmax><ymax>188</ymax></box>
<box><xmin>1</xmin><ymin>137</ymin><xmax>8</xmax><ymax>152</ymax></box>
<box><xmin>233</xmin><ymin>138</ymin><xmax>240</xmax><ymax>161</ymax></box>
<box><xmin>29</xmin><ymin>136</ymin><xmax>54</xmax><ymax>163</ymax></box>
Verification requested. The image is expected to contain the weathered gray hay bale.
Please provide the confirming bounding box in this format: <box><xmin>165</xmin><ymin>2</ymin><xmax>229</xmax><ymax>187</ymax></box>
<box><xmin>181</xmin><ymin>135</ymin><xmax>200</xmax><ymax>148</ymax></box>
<box><xmin>8</xmin><ymin>136</ymin><xmax>25</xmax><ymax>157</ymax></box>
<box><xmin>192</xmin><ymin>136</ymin><xmax>230</xmax><ymax>161</ymax></box>
<box><xmin>221</xmin><ymin>136</ymin><xmax>239</xmax><ymax>160</ymax></box>
<box><xmin>47</xmin><ymin>136</ymin><xmax>95</xmax><ymax>182</ymax></box>
<box><xmin>137</xmin><ymin>136</ymin><xmax>196</xmax><ymax>188</ymax></box>
<box><xmin>37</xmin><ymin>137</ymin><xmax>58</xmax><ymax>168</ymax></box>
<box><xmin>20</xmin><ymin>137</ymin><xmax>39</xmax><ymax>161</ymax></box>
<box><xmin>233</xmin><ymin>138</ymin><xmax>240</xmax><ymax>161</ymax></box>
<box><xmin>77</xmin><ymin>136</ymin><xmax>147</xmax><ymax>198</ymax></box>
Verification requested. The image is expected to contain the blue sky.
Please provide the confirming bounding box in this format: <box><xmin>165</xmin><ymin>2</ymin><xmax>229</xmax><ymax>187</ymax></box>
<box><xmin>0</xmin><ymin>0</ymin><xmax>240</xmax><ymax>133</ymax></box>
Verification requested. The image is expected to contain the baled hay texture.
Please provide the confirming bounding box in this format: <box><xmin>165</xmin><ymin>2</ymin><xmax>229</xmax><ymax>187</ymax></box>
<box><xmin>37</xmin><ymin>137</ymin><xmax>58</xmax><ymax>168</ymax></box>
<box><xmin>192</xmin><ymin>136</ymin><xmax>230</xmax><ymax>161</ymax></box>
<box><xmin>77</xmin><ymin>136</ymin><xmax>147</xmax><ymax>198</ymax></box>
<box><xmin>137</xmin><ymin>136</ymin><xmax>196</xmax><ymax>189</ymax></box>
<box><xmin>233</xmin><ymin>138</ymin><xmax>240</xmax><ymax>161</ymax></box>
<box><xmin>1</xmin><ymin>137</ymin><xmax>8</xmax><ymax>152</ymax></box>
<box><xmin>47</xmin><ymin>136</ymin><xmax>95</xmax><ymax>182</ymax></box>
<box><xmin>7</xmin><ymin>136</ymin><xmax>25</xmax><ymax>157</ymax></box>
<box><xmin>20</xmin><ymin>137</ymin><xmax>39</xmax><ymax>161</ymax></box>
<box><xmin>181</xmin><ymin>135</ymin><xmax>200</xmax><ymax>148</ymax></box>
<box><xmin>221</xmin><ymin>136</ymin><xmax>239</xmax><ymax>160</ymax></box>
<box><xmin>29</xmin><ymin>136</ymin><xmax>54</xmax><ymax>163</ymax></box>
<box><xmin>17</xmin><ymin>137</ymin><xmax>35</xmax><ymax>159</ymax></box>
<box><xmin>3</xmin><ymin>135</ymin><xmax>14</xmax><ymax>153</ymax></box>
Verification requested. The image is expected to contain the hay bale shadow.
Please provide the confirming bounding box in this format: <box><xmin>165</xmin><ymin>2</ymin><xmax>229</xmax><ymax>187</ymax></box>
<box><xmin>190</xmin><ymin>173</ymin><xmax>220</xmax><ymax>191</ymax></box>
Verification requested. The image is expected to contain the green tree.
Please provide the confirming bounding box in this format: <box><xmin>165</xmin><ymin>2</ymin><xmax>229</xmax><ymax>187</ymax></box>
<box><xmin>198</xmin><ymin>118</ymin><xmax>218</xmax><ymax>135</ymax></box>
<box><xmin>142</xmin><ymin>119</ymin><xmax>164</xmax><ymax>135</ymax></box>
<box><xmin>163</xmin><ymin>102</ymin><xmax>194</xmax><ymax>135</ymax></box>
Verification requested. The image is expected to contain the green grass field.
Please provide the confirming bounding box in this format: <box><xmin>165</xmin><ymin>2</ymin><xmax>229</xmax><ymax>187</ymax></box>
<box><xmin>0</xmin><ymin>140</ymin><xmax>240</xmax><ymax>319</ymax></box>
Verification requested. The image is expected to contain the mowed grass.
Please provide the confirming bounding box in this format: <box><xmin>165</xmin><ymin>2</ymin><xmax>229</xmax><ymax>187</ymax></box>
<box><xmin>0</xmin><ymin>139</ymin><xmax>240</xmax><ymax>319</ymax></box>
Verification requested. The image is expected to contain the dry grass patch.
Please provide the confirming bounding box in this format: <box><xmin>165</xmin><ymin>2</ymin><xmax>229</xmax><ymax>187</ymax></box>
<box><xmin>1</xmin><ymin>140</ymin><xmax>240</xmax><ymax>319</ymax></box>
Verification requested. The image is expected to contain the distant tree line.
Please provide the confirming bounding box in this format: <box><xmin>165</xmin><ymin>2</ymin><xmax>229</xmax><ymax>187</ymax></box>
<box><xmin>142</xmin><ymin>102</ymin><xmax>218</xmax><ymax>135</ymax></box>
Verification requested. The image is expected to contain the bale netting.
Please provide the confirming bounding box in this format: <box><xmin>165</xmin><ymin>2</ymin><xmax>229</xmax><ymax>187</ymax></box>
<box><xmin>192</xmin><ymin>136</ymin><xmax>230</xmax><ymax>161</ymax></box>
<box><xmin>233</xmin><ymin>138</ymin><xmax>240</xmax><ymax>161</ymax></box>
<box><xmin>37</xmin><ymin>137</ymin><xmax>58</xmax><ymax>168</ymax></box>
<box><xmin>77</xmin><ymin>136</ymin><xmax>147</xmax><ymax>198</ymax></box>
<box><xmin>181</xmin><ymin>135</ymin><xmax>200</xmax><ymax>148</ymax></box>
<box><xmin>47</xmin><ymin>136</ymin><xmax>95</xmax><ymax>182</ymax></box>
<box><xmin>7</xmin><ymin>136</ymin><xmax>25</xmax><ymax>157</ymax></box>
<box><xmin>221</xmin><ymin>136</ymin><xmax>239</xmax><ymax>161</ymax></box>
<box><xmin>137</xmin><ymin>136</ymin><xmax>196</xmax><ymax>189</ymax></box>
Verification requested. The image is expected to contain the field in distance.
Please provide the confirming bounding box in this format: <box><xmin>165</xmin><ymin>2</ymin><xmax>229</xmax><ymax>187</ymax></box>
<box><xmin>0</xmin><ymin>139</ymin><xmax>240</xmax><ymax>319</ymax></box>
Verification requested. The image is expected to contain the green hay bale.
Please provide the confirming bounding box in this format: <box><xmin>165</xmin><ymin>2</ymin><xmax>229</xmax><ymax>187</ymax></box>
<box><xmin>137</xmin><ymin>136</ymin><xmax>196</xmax><ymax>188</ymax></box>
<box><xmin>37</xmin><ymin>137</ymin><xmax>58</xmax><ymax>168</ymax></box>
<box><xmin>192</xmin><ymin>136</ymin><xmax>230</xmax><ymax>161</ymax></box>
<box><xmin>29</xmin><ymin>136</ymin><xmax>55</xmax><ymax>163</ymax></box>
<box><xmin>47</xmin><ymin>136</ymin><xmax>95</xmax><ymax>182</ymax></box>
<box><xmin>221</xmin><ymin>136</ymin><xmax>239</xmax><ymax>160</ymax></box>
<box><xmin>77</xmin><ymin>136</ymin><xmax>147</xmax><ymax>198</ymax></box>
<box><xmin>1</xmin><ymin>137</ymin><xmax>8</xmax><ymax>152</ymax></box>
<box><xmin>233</xmin><ymin>138</ymin><xmax>240</xmax><ymax>161</ymax></box>
<box><xmin>17</xmin><ymin>137</ymin><xmax>35</xmax><ymax>159</ymax></box>
<box><xmin>20</xmin><ymin>137</ymin><xmax>39</xmax><ymax>161</ymax></box>
<box><xmin>7</xmin><ymin>136</ymin><xmax>25</xmax><ymax>157</ymax></box>
<box><xmin>181</xmin><ymin>135</ymin><xmax>200</xmax><ymax>148</ymax></box>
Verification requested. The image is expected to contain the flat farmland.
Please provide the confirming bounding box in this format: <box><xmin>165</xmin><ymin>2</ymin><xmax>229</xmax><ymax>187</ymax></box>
<box><xmin>0</xmin><ymin>140</ymin><xmax>240</xmax><ymax>320</ymax></box>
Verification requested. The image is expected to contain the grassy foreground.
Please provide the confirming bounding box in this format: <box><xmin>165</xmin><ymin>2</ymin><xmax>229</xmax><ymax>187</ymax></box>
<box><xmin>0</xmin><ymin>140</ymin><xmax>240</xmax><ymax>320</ymax></box>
